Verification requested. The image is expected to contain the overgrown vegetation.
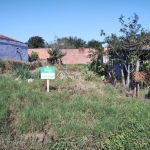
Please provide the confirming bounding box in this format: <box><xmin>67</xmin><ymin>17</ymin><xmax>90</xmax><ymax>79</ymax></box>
<box><xmin>100</xmin><ymin>13</ymin><xmax>150</xmax><ymax>87</ymax></box>
<box><xmin>87</xmin><ymin>39</ymin><xmax>111</xmax><ymax>81</ymax></box>
<box><xmin>0</xmin><ymin>59</ymin><xmax>42</xmax><ymax>74</ymax></box>
<box><xmin>47</xmin><ymin>37</ymin><xmax>66</xmax><ymax>64</ymax></box>
<box><xmin>29</xmin><ymin>51</ymin><xmax>39</xmax><ymax>62</ymax></box>
<box><xmin>15</xmin><ymin>66</ymin><xmax>31</xmax><ymax>79</ymax></box>
<box><xmin>0</xmin><ymin>59</ymin><xmax>4</xmax><ymax>73</ymax></box>
<box><xmin>0</xmin><ymin>59</ymin><xmax>4</xmax><ymax>68</ymax></box>
<box><xmin>0</xmin><ymin>64</ymin><xmax>150</xmax><ymax>149</ymax></box>
<box><xmin>1</xmin><ymin>12</ymin><xmax>150</xmax><ymax>150</ymax></box>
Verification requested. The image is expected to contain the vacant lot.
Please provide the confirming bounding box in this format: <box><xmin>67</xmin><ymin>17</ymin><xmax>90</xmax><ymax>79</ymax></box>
<box><xmin>0</xmin><ymin>65</ymin><xmax>150</xmax><ymax>149</ymax></box>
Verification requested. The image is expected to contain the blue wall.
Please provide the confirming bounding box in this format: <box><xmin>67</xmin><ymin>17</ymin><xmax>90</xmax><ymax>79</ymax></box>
<box><xmin>0</xmin><ymin>38</ymin><xmax>28</xmax><ymax>61</ymax></box>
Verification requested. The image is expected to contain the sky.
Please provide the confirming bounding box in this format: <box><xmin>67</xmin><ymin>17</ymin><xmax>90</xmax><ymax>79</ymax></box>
<box><xmin>1</xmin><ymin>0</ymin><xmax>150</xmax><ymax>43</ymax></box>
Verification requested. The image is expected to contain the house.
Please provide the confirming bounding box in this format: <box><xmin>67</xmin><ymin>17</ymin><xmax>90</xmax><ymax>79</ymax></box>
<box><xmin>105</xmin><ymin>45</ymin><xmax>150</xmax><ymax>80</ymax></box>
<box><xmin>0</xmin><ymin>34</ymin><xmax>28</xmax><ymax>61</ymax></box>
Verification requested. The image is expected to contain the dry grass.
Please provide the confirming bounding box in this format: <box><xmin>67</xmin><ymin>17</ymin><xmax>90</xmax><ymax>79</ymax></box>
<box><xmin>2</xmin><ymin>59</ymin><xmax>43</xmax><ymax>74</ymax></box>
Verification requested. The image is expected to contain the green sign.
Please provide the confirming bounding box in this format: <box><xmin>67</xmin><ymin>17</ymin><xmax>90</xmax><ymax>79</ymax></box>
<box><xmin>40</xmin><ymin>67</ymin><xmax>55</xmax><ymax>79</ymax></box>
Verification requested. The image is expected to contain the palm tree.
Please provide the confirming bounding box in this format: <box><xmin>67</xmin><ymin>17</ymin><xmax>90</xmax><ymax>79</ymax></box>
<box><xmin>47</xmin><ymin>42</ymin><xmax>66</xmax><ymax>65</ymax></box>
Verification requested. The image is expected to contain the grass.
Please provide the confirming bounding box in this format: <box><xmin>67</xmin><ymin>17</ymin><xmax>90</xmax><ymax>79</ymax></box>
<box><xmin>0</xmin><ymin>64</ymin><xmax>150</xmax><ymax>149</ymax></box>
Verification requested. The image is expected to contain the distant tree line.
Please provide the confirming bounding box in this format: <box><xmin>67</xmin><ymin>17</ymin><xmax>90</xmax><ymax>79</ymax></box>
<box><xmin>27</xmin><ymin>36</ymin><xmax>102</xmax><ymax>49</ymax></box>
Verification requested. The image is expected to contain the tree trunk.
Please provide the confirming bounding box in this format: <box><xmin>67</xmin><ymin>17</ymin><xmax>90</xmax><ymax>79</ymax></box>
<box><xmin>126</xmin><ymin>64</ymin><xmax>130</xmax><ymax>89</ymax></box>
<box><xmin>121</xmin><ymin>69</ymin><xmax>125</xmax><ymax>86</ymax></box>
<box><xmin>133</xmin><ymin>60</ymin><xmax>140</xmax><ymax>97</ymax></box>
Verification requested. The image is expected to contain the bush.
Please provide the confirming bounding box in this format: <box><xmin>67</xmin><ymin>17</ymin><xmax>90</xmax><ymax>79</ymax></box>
<box><xmin>0</xmin><ymin>59</ymin><xmax>4</xmax><ymax>68</ymax></box>
<box><xmin>3</xmin><ymin>59</ymin><xmax>30</xmax><ymax>71</ymax></box>
<box><xmin>29</xmin><ymin>52</ymin><xmax>39</xmax><ymax>62</ymax></box>
<box><xmin>1</xmin><ymin>59</ymin><xmax>42</xmax><ymax>74</ymax></box>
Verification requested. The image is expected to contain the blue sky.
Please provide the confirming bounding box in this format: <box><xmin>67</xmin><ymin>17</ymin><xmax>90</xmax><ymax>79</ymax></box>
<box><xmin>1</xmin><ymin>0</ymin><xmax>150</xmax><ymax>43</ymax></box>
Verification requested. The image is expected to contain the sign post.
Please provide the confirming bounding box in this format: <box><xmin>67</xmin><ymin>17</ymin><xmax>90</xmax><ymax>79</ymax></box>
<box><xmin>40</xmin><ymin>67</ymin><xmax>55</xmax><ymax>92</ymax></box>
<box><xmin>47</xmin><ymin>79</ymin><xmax>49</xmax><ymax>92</ymax></box>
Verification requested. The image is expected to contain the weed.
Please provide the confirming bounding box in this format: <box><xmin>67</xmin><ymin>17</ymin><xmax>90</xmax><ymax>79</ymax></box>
<box><xmin>1</xmin><ymin>64</ymin><xmax>150</xmax><ymax>149</ymax></box>
<box><xmin>15</xmin><ymin>66</ymin><xmax>31</xmax><ymax>79</ymax></box>
<box><xmin>0</xmin><ymin>59</ymin><xmax>4</xmax><ymax>68</ymax></box>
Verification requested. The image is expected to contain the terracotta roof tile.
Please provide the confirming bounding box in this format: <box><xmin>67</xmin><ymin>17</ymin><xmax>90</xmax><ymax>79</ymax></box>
<box><xmin>0</xmin><ymin>34</ymin><xmax>19</xmax><ymax>42</ymax></box>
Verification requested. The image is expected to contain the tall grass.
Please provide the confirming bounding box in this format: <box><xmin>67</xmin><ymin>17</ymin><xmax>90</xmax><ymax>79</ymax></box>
<box><xmin>0</xmin><ymin>65</ymin><xmax>150</xmax><ymax>149</ymax></box>
<box><xmin>15</xmin><ymin>66</ymin><xmax>31</xmax><ymax>79</ymax></box>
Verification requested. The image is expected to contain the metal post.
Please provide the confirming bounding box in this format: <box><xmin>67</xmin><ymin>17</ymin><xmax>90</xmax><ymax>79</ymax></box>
<box><xmin>136</xmin><ymin>83</ymin><xmax>139</xmax><ymax>99</ymax></box>
<box><xmin>47</xmin><ymin>79</ymin><xmax>49</xmax><ymax>92</ymax></box>
<box><xmin>134</xmin><ymin>60</ymin><xmax>140</xmax><ymax>97</ymax></box>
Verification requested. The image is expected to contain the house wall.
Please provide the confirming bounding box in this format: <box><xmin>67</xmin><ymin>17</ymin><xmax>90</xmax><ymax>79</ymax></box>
<box><xmin>28</xmin><ymin>48</ymin><xmax>49</xmax><ymax>60</ymax></box>
<box><xmin>0</xmin><ymin>38</ymin><xmax>28</xmax><ymax>61</ymax></box>
<box><xmin>28</xmin><ymin>48</ymin><xmax>92</xmax><ymax>64</ymax></box>
<box><xmin>61</xmin><ymin>48</ymin><xmax>92</xmax><ymax>64</ymax></box>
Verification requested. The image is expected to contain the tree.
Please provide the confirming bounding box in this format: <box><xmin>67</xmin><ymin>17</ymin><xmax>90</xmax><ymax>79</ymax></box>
<box><xmin>68</xmin><ymin>36</ymin><xmax>87</xmax><ymax>48</ymax></box>
<box><xmin>28</xmin><ymin>36</ymin><xmax>45</xmax><ymax>48</ymax></box>
<box><xmin>100</xmin><ymin>13</ymin><xmax>150</xmax><ymax>92</ymax></box>
<box><xmin>87</xmin><ymin>40</ymin><xmax>111</xmax><ymax>76</ymax></box>
<box><xmin>87</xmin><ymin>39</ymin><xmax>101</xmax><ymax>49</ymax></box>
<box><xmin>56</xmin><ymin>37</ymin><xmax>76</xmax><ymax>49</ymax></box>
<box><xmin>88</xmin><ymin>14</ymin><xmax>150</xmax><ymax>88</ymax></box>
<box><xmin>47</xmin><ymin>37</ymin><xmax>66</xmax><ymax>64</ymax></box>
<box><xmin>88</xmin><ymin>40</ymin><xmax>105</xmax><ymax>75</ymax></box>
<box><xmin>47</xmin><ymin>36</ymin><xmax>87</xmax><ymax>49</ymax></box>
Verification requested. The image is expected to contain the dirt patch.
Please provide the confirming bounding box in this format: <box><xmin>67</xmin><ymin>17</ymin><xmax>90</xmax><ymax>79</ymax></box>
<box><xmin>56</xmin><ymin>71</ymin><xmax>104</xmax><ymax>96</ymax></box>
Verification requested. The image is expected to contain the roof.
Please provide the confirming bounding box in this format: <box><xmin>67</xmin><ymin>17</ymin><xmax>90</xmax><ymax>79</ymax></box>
<box><xmin>0</xmin><ymin>34</ymin><xmax>19</xmax><ymax>42</ymax></box>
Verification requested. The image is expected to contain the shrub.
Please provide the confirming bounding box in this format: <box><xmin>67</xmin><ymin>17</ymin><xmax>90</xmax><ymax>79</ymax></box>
<box><xmin>0</xmin><ymin>59</ymin><xmax>4</xmax><ymax>68</ymax></box>
<box><xmin>3</xmin><ymin>59</ymin><xmax>30</xmax><ymax>71</ymax></box>
<box><xmin>29</xmin><ymin>52</ymin><xmax>39</xmax><ymax>62</ymax></box>
<box><xmin>1</xmin><ymin>59</ymin><xmax>42</xmax><ymax>74</ymax></box>
<box><xmin>0</xmin><ymin>59</ymin><xmax>4</xmax><ymax>73</ymax></box>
